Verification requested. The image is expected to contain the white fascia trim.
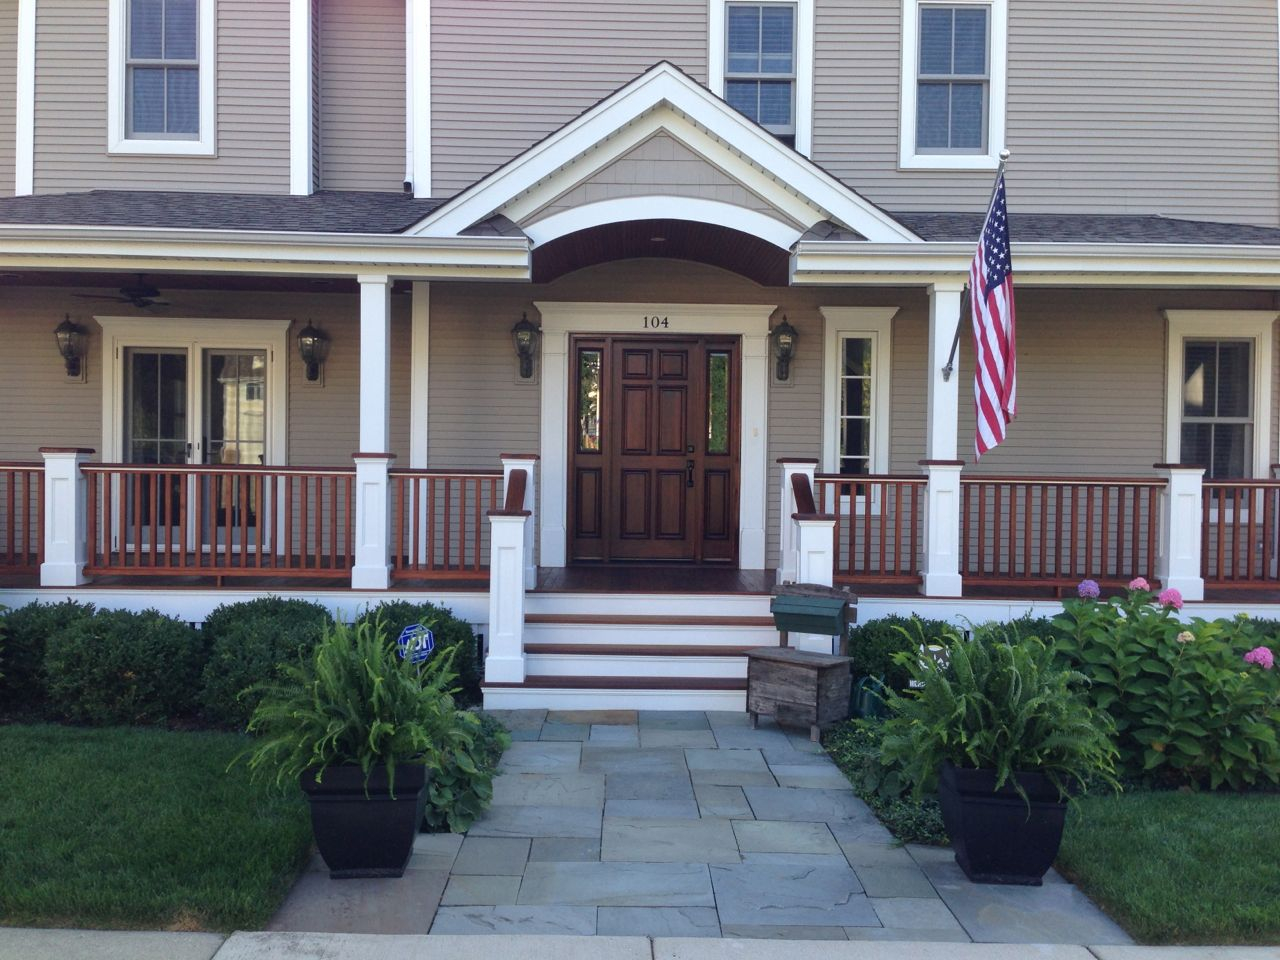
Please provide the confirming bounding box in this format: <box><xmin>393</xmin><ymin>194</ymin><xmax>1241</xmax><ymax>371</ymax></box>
<box><xmin>96</xmin><ymin>316</ymin><xmax>290</xmax><ymax>465</ymax></box>
<box><xmin>898</xmin><ymin>0</ymin><xmax>1007</xmax><ymax>172</ymax></box>
<box><xmin>1163</xmin><ymin>310</ymin><xmax>1277</xmax><ymax>479</ymax></box>
<box><xmin>525</xmin><ymin>197</ymin><xmax>803</xmax><ymax>250</ymax></box>
<box><xmin>819</xmin><ymin>307</ymin><xmax>899</xmax><ymax>474</ymax></box>
<box><xmin>409</xmin><ymin>281</ymin><xmax>430</xmax><ymax>467</ymax></box>
<box><xmin>410</xmin><ymin>62</ymin><xmax>917</xmax><ymax>242</ymax></box>
<box><xmin>107</xmin><ymin>0</ymin><xmax>218</xmax><ymax>156</ymax></box>
<box><xmin>14</xmin><ymin>0</ymin><xmax>35</xmax><ymax>195</ymax></box>
<box><xmin>708</xmin><ymin>0</ymin><xmax>814</xmax><ymax>157</ymax></box>
<box><xmin>288</xmin><ymin>0</ymin><xmax>313</xmax><ymax>195</ymax></box>
<box><xmin>409</xmin><ymin>0</ymin><xmax>431</xmax><ymax>197</ymax></box>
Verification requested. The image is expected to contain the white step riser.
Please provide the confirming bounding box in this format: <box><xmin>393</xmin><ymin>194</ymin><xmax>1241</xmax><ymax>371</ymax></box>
<box><xmin>525</xmin><ymin>654</ymin><xmax>747</xmax><ymax>679</ymax></box>
<box><xmin>523</xmin><ymin>623</ymin><xmax>779</xmax><ymax>647</ymax></box>
<box><xmin>483</xmin><ymin>687</ymin><xmax>747</xmax><ymax>712</ymax></box>
<box><xmin>526</xmin><ymin>594</ymin><xmax>772</xmax><ymax>618</ymax></box>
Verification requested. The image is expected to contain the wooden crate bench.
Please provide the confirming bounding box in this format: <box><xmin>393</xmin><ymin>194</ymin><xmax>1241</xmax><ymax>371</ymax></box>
<box><xmin>745</xmin><ymin>646</ymin><xmax>853</xmax><ymax>742</ymax></box>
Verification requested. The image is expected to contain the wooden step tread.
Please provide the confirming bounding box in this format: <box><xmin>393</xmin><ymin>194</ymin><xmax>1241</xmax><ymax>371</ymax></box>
<box><xmin>525</xmin><ymin>643</ymin><xmax>766</xmax><ymax>657</ymax></box>
<box><xmin>525</xmin><ymin>614</ymin><xmax>776</xmax><ymax>627</ymax></box>
<box><xmin>484</xmin><ymin>675</ymin><xmax>748</xmax><ymax>691</ymax></box>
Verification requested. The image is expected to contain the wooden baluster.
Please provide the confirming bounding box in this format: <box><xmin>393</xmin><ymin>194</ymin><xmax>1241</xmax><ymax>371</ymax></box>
<box><xmin>427</xmin><ymin>477</ymin><xmax>437</xmax><ymax>570</ymax></box>
<box><xmin>36</xmin><ymin>471</ymin><xmax>45</xmax><ymax>566</ymax></box>
<box><xmin>1264</xmin><ymin>484</ymin><xmax>1276</xmax><ymax>582</ymax></box>
<box><xmin>444</xmin><ymin>478</ymin><xmax>453</xmax><ymax>570</ymax></box>
<box><xmin>1037</xmin><ymin>483</ymin><xmax>1048</xmax><ymax>580</ymax></box>
<box><xmin>473</xmin><ymin>478</ymin><xmax>483</xmax><ymax>572</ymax></box>
<box><xmin>5</xmin><ymin>470</ymin><xmax>14</xmax><ymax>564</ymax></box>
<box><xmin>1201</xmin><ymin>487</ymin><xmax>1212</xmax><ymax>581</ymax></box>
<box><xmin>1234</xmin><ymin>486</ymin><xmax>1245</xmax><ymax>580</ymax></box>
<box><xmin>326</xmin><ymin>474</ymin><xmax>336</xmax><ymax>572</ymax></box>
<box><xmin>1216</xmin><ymin>485</ymin><xmax>1226</xmax><ymax>581</ymax></box>
<box><xmin>393</xmin><ymin>474</ymin><xmax>405</xmax><ymax>572</ymax></box>
<box><xmin>1246</xmin><ymin>486</ymin><xmax>1258</xmax><ymax>581</ymax></box>
<box><xmin>892</xmin><ymin>481</ymin><xmax>903</xmax><ymax>574</ymax></box>
<box><xmin>1022</xmin><ymin>483</ymin><xmax>1032</xmax><ymax>579</ymax></box>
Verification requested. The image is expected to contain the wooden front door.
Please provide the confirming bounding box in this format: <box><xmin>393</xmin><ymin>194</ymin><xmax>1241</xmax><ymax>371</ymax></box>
<box><xmin>569</xmin><ymin>336</ymin><xmax>740</xmax><ymax>564</ymax></box>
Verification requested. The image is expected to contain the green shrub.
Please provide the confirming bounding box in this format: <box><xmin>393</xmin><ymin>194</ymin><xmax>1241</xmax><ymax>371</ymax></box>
<box><xmin>355</xmin><ymin>601</ymin><xmax>480</xmax><ymax>706</ymax></box>
<box><xmin>981</xmin><ymin>613</ymin><xmax>1070</xmax><ymax>646</ymax></box>
<box><xmin>1055</xmin><ymin>590</ymin><xmax>1280</xmax><ymax>791</ymax></box>
<box><xmin>241</xmin><ymin>617</ymin><xmax>486</xmax><ymax>804</ymax></box>
<box><xmin>880</xmin><ymin>636</ymin><xmax>1119</xmax><ymax>803</ymax></box>
<box><xmin>823</xmin><ymin>719</ymin><xmax>947</xmax><ymax>845</ymax></box>
<box><xmin>199</xmin><ymin>597</ymin><xmax>333</xmax><ymax>728</ymax></box>
<box><xmin>423</xmin><ymin>711</ymin><xmax>511</xmax><ymax>833</ymax></box>
<box><xmin>0</xmin><ymin>600</ymin><xmax>95</xmax><ymax>715</ymax></box>
<box><xmin>44</xmin><ymin>609</ymin><xmax>205</xmax><ymax>726</ymax></box>
<box><xmin>846</xmin><ymin>614</ymin><xmax>955</xmax><ymax>692</ymax></box>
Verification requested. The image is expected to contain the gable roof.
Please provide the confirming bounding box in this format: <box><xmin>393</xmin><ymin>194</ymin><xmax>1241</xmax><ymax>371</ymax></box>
<box><xmin>406</xmin><ymin>61</ymin><xmax>920</xmax><ymax>244</ymax></box>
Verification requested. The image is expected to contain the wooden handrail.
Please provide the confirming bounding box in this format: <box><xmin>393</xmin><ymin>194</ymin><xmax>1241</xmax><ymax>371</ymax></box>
<box><xmin>0</xmin><ymin>461</ymin><xmax>42</xmax><ymax>469</ymax></box>
<box><xmin>814</xmin><ymin>473</ymin><xmax>927</xmax><ymax>483</ymax></box>
<box><xmin>83</xmin><ymin>462</ymin><xmax>356</xmax><ymax>477</ymax></box>
<box><xmin>961</xmin><ymin>475</ymin><xmax>1166</xmax><ymax>486</ymax></box>
<box><xmin>389</xmin><ymin>468</ymin><xmax>504</xmax><ymax>478</ymax></box>
<box><xmin>490</xmin><ymin>469</ymin><xmax>530</xmax><ymax>517</ymax></box>
<box><xmin>791</xmin><ymin>471</ymin><xmax>819</xmax><ymax>517</ymax></box>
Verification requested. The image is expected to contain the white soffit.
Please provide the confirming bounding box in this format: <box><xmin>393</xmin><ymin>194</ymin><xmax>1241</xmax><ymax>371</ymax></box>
<box><xmin>407</xmin><ymin>62</ymin><xmax>920</xmax><ymax>245</ymax></box>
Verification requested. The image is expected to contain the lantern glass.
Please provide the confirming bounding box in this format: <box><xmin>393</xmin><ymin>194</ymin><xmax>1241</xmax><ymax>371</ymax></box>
<box><xmin>771</xmin><ymin>317</ymin><xmax>798</xmax><ymax>381</ymax></box>
<box><xmin>511</xmin><ymin>313</ymin><xmax>540</xmax><ymax>379</ymax></box>
<box><xmin>54</xmin><ymin>317</ymin><xmax>87</xmax><ymax>377</ymax></box>
<box><xmin>297</xmin><ymin>322</ymin><xmax>330</xmax><ymax>382</ymax></box>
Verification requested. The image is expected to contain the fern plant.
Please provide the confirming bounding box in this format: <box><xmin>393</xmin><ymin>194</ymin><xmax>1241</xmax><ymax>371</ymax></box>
<box><xmin>880</xmin><ymin>636</ymin><xmax>1119</xmax><ymax>804</ymax></box>
<box><xmin>238</xmin><ymin>616</ymin><xmax>479</xmax><ymax>797</ymax></box>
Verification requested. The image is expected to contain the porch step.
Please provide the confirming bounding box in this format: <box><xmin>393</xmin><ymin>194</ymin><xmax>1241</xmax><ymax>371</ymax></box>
<box><xmin>524</xmin><ymin>643</ymin><xmax>759</xmax><ymax>656</ymax></box>
<box><xmin>525</xmin><ymin>614</ymin><xmax>775</xmax><ymax>628</ymax></box>
<box><xmin>481</xmin><ymin>675</ymin><xmax>748</xmax><ymax>711</ymax></box>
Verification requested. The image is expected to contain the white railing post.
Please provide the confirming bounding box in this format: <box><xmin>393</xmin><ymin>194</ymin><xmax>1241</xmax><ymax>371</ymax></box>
<box><xmin>795</xmin><ymin>517</ymin><xmax>836</xmax><ymax>587</ymax></box>
<box><xmin>920</xmin><ymin>459</ymin><xmax>964</xmax><ymax>597</ymax></box>
<box><xmin>1156</xmin><ymin>463</ymin><xmax>1205</xmax><ymax>602</ymax></box>
<box><xmin>40</xmin><ymin>447</ymin><xmax>93</xmax><ymax>587</ymax></box>
<box><xmin>486</xmin><ymin>471</ymin><xmax>530</xmax><ymax>686</ymax></box>
<box><xmin>351</xmin><ymin>453</ymin><xmax>394</xmax><ymax>590</ymax></box>
<box><xmin>777</xmin><ymin>459</ymin><xmax>818</xmax><ymax>584</ymax></box>
<box><xmin>501</xmin><ymin>454</ymin><xmax>538</xmax><ymax>590</ymax></box>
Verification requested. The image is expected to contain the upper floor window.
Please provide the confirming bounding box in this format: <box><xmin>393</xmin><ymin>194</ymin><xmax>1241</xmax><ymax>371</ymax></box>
<box><xmin>724</xmin><ymin>4</ymin><xmax>796</xmax><ymax>147</ymax></box>
<box><xmin>899</xmin><ymin>0</ymin><xmax>1006</xmax><ymax>171</ymax></box>
<box><xmin>107</xmin><ymin>0</ymin><xmax>217</xmax><ymax>156</ymax></box>
<box><xmin>710</xmin><ymin>0</ymin><xmax>813</xmax><ymax>155</ymax></box>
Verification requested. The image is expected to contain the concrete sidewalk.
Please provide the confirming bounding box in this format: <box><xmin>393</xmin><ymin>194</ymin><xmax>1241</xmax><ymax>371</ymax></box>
<box><xmin>2</xmin><ymin>930</ymin><xmax>1278</xmax><ymax>960</ymax></box>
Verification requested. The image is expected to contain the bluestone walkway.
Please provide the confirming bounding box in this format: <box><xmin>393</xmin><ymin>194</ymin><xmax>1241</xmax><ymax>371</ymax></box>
<box><xmin>269</xmin><ymin>708</ymin><xmax>1132</xmax><ymax>943</ymax></box>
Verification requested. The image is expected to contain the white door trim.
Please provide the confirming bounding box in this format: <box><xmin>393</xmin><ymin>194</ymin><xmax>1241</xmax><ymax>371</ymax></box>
<box><xmin>534</xmin><ymin>301</ymin><xmax>775</xmax><ymax>570</ymax></box>
<box><xmin>96</xmin><ymin>317</ymin><xmax>290</xmax><ymax>465</ymax></box>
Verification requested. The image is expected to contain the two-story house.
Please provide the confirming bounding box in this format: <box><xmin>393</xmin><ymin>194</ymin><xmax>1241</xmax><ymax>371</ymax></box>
<box><xmin>2</xmin><ymin>0</ymin><xmax>1279</xmax><ymax>709</ymax></box>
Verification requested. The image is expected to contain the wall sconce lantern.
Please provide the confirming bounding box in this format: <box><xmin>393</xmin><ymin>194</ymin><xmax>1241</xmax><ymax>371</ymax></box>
<box><xmin>512</xmin><ymin>312</ymin><xmax>540</xmax><ymax>380</ymax></box>
<box><xmin>297</xmin><ymin>321</ymin><xmax>331</xmax><ymax>382</ymax></box>
<box><xmin>771</xmin><ymin>316</ymin><xmax>798</xmax><ymax>381</ymax></box>
<box><xmin>54</xmin><ymin>315</ymin><xmax>88</xmax><ymax>378</ymax></box>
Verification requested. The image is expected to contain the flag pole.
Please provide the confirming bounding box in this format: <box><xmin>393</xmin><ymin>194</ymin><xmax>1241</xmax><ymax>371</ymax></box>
<box><xmin>941</xmin><ymin>148</ymin><xmax>1011</xmax><ymax>382</ymax></box>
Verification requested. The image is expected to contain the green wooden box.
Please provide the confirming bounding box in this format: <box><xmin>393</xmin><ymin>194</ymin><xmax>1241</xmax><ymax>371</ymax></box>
<box><xmin>770</xmin><ymin>585</ymin><xmax>856</xmax><ymax>637</ymax></box>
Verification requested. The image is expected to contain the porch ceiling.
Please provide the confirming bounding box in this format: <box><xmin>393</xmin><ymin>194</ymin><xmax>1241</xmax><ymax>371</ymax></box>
<box><xmin>0</xmin><ymin>270</ymin><xmax>411</xmax><ymax>295</ymax></box>
<box><xmin>531</xmin><ymin>218</ymin><xmax>789</xmax><ymax>286</ymax></box>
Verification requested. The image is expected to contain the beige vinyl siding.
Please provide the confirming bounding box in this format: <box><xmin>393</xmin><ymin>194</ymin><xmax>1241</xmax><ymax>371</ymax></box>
<box><xmin>0</xmin><ymin>0</ymin><xmax>16</xmax><ymax>196</ymax></box>
<box><xmin>318</xmin><ymin>0</ymin><xmax>405</xmax><ymax>192</ymax></box>
<box><xmin>813</xmin><ymin>0</ymin><xmax>1280</xmax><ymax>226</ymax></box>
<box><xmin>524</xmin><ymin>131</ymin><xmax>804</xmax><ymax>229</ymax></box>
<box><xmin>431</xmin><ymin>0</ymin><xmax>708</xmax><ymax>196</ymax></box>
<box><xmin>33</xmin><ymin>0</ymin><xmax>291</xmax><ymax>194</ymax></box>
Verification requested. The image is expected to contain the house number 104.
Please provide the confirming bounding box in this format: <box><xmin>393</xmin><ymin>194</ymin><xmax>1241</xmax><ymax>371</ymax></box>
<box><xmin>643</xmin><ymin>316</ymin><xmax>670</xmax><ymax>329</ymax></box>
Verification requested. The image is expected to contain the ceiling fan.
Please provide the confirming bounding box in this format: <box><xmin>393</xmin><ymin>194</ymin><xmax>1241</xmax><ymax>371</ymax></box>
<box><xmin>74</xmin><ymin>274</ymin><xmax>171</xmax><ymax>309</ymax></box>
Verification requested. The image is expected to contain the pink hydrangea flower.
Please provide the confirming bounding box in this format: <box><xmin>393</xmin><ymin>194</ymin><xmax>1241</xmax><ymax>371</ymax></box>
<box><xmin>1077</xmin><ymin>579</ymin><xmax>1101</xmax><ymax>599</ymax></box>
<box><xmin>1176</xmin><ymin>631</ymin><xmax>1195</xmax><ymax>645</ymax></box>
<box><xmin>1128</xmin><ymin>577</ymin><xmax>1150</xmax><ymax>591</ymax></box>
<box><xmin>1244</xmin><ymin>646</ymin><xmax>1275</xmax><ymax>670</ymax></box>
<box><xmin>1157</xmin><ymin>587</ymin><xmax>1183</xmax><ymax>610</ymax></box>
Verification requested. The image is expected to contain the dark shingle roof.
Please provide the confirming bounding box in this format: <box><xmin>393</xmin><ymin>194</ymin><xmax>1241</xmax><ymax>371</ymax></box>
<box><xmin>0</xmin><ymin>190</ymin><xmax>448</xmax><ymax>234</ymax></box>
<box><xmin>891</xmin><ymin>212</ymin><xmax>1280</xmax><ymax>246</ymax></box>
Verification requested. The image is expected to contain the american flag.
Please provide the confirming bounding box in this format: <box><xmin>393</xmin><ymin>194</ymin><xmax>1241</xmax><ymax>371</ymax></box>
<box><xmin>970</xmin><ymin>174</ymin><xmax>1016</xmax><ymax>458</ymax></box>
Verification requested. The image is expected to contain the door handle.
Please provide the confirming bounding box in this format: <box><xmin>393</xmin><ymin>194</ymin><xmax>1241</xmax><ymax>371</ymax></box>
<box><xmin>686</xmin><ymin>459</ymin><xmax>695</xmax><ymax>488</ymax></box>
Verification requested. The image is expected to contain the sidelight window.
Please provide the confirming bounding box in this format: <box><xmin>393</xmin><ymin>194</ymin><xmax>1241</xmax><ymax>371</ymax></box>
<box><xmin>577</xmin><ymin>349</ymin><xmax>602</xmax><ymax>453</ymax></box>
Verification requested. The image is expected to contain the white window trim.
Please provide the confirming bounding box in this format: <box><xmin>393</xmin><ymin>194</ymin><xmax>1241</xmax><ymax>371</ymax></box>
<box><xmin>1163</xmin><ymin>310</ymin><xmax>1277</xmax><ymax>479</ymax></box>
<box><xmin>96</xmin><ymin>317</ymin><xmax>289</xmax><ymax>465</ymax></box>
<box><xmin>408</xmin><ymin>0</ymin><xmax>431</xmax><ymax>197</ymax></box>
<box><xmin>820</xmin><ymin>307</ymin><xmax>898</xmax><ymax>476</ymax></box>
<box><xmin>107</xmin><ymin>0</ymin><xmax>218</xmax><ymax>157</ymax></box>
<box><xmin>14</xmin><ymin>0</ymin><xmax>35</xmax><ymax>195</ymax></box>
<box><xmin>288</xmin><ymin>0</ymin><xmax>313</xmax><ymax>194</ymax></box>
<box><xmin>898</xmin><ymin>0</ymin><xmax>1006</xmax><ymax>171</ymax></box>
<box><xmin>709</xmin><ymin>0</ymin><xmax>813</xmax><ymax>157</ymax></box>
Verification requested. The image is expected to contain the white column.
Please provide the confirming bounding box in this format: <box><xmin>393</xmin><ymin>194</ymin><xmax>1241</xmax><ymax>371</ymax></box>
<box><xmin>740</xmin><ymin>330</ymin><xmax>770</xmax><ymax>569</ymax></box>
<box><xmin>926</xmin><ymin>281</ymin><xmax>965</xmax><ymax>461</ymax></box>
<box><xmin>777</xmin><ymin>459</ymin><xmax>818</xmax><ymax>584</ymax></box>
<box><xmin>352</xmin><ymin>454</ymin><xmax>394</xmax><ymax>590</ymax></box>
<box><xmin>1156</xmin><ymin>464</ymin><xmax>1205</xmax><ymax>602</ymax></box>
<box><xmin>920</xmin><ymin>460</ymin><xmax>964</xmax><ymax>597</ymax></box>
<box><xmin>358</xmin><ymin>274</ymin><xmax>392</xmax><ymax>454</ymax></box>
<box><xmin>409</xmin><ymin>282</ymin><xmax>431</xmax><ymax>468</ymax></box>
<box><xmin>501</xmin><ymin>454</ymin><xmax>538</xmax><ymax>589</ymax></box>
<box><xmin>486</xmin><ymin>513</ymin><xmax>528</xmax><ymax>684</ymax></box>
<box><xmin>539</xmin><ymin>327</ymin><xmax>568</xmax><ymax>568</ymax></box>
<box><xmin>288</xmin><ymin>0</ymin><xmax>314</xmax><ymax>195</ymax></box>
<box><xmin>40</xmin><ymin>448</ymin><xmax>93</xmax><ymax>587</ymax></box>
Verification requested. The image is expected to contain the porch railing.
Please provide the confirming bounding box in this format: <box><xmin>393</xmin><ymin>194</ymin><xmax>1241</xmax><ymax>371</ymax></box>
<box><xmin>82</xmin><ymin>463</ymin><xmax>355</xmax><ymax>579</ymax></box>
<box><xmin>389</xmin><ymin>469</ymin><xmax>504</xmax><ymax>580</ymax></box>
<box><xmin>0</xmin><ymin>463</ymin><xmax>43</xmax><ymax>573</ymax></box>
<box><xmin>961</xmin><ymin>476</ymin><xmax>1164</xmax><ymax>587</ymax></box>
<box><xmin>1201</xmin><ymin>478</ymin><xmax>1280</xmax><ymax>585</ymax></box>
<box><xmin>813</xmin><ymin>474</ymin><xmax>926</xmax><ymax>584</ymax></box>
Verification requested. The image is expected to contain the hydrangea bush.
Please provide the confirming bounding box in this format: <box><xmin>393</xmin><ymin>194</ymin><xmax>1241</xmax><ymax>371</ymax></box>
<box><xmin>1054</xmin><ymin>582</ymin><xmax>1280</xmax><ymax>790</ymax></box>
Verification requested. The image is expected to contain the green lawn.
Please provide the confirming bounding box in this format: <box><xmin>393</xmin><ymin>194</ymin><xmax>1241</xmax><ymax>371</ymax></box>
<box><xmin>1058</xmin><ymin>790</ymin><xmax>1280</xmax><ymax>945</ymax></box>
<box><xmin>0</xmin><ymin>724</ymin><xmax>311</xmax><ymax>932</ymax></box>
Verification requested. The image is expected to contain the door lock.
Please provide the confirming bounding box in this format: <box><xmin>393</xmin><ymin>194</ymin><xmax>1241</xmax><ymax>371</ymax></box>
<box><xmin>686</xmin><ymin>459</ymin><xmax>695</xmax><ymax>488</ymax></box>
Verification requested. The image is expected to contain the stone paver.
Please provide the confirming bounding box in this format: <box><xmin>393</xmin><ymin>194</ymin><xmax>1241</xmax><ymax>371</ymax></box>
<box><xmin>597</xmin><ymin>907</ymin><xmax>722</xmax><ymax>938</ymax></box>
<box><xmin>264</xmin><ymin>711</ymin><xmax>1130</xmax><ymax>947</ymax></box>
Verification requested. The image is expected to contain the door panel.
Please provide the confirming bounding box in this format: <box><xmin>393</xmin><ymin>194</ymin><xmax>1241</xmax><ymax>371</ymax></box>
<box><xmin>619</xmin><ymin>471</ymin><xmax>651</xmax><ymax>539</ymax></box>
